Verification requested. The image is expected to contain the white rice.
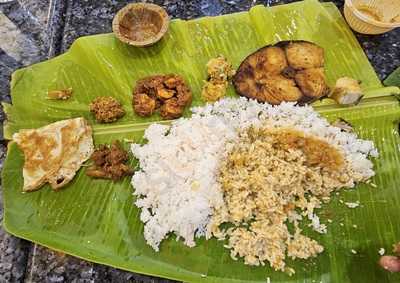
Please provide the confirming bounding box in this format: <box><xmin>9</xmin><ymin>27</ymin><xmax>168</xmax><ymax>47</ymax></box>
<box><xmin>131</xmin><ymin>97</ymin><xmax>377</xmax><ymax>251</ymax></box>
<box><xmin>345</xmin><ymin>201</ymin><xmax>360</xmax><ymax>208</ymax></box>
<box><xmin>379</xmin><ymin>248</ymin><xmax>385</xmax><ymax>255</ymax></box>
<box><xmin>131</xmin><ymin>117</ymin><xmax>236</xmax><ymax>250</ymax></box>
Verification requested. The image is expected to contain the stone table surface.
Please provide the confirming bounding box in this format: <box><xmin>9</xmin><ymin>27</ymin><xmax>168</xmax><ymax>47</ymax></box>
<box><xmin>0</xmin><ymin>0</ymin><xmax>399</xmax><ymax>282</ymax></box>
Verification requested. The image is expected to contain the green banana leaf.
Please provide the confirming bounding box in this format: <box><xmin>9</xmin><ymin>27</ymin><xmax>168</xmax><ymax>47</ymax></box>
<box><xmin>2</xmin><ymin>1</ymin><xmax>400</xmax><ymax>282</ymax></box>
<box><xmin>384</xmin><ymin>67</ymin><xmax>400</xmax><ymax>87</ymax></box>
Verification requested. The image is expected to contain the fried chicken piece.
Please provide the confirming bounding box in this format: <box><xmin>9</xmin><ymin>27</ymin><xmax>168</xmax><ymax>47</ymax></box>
<box><xmin>133</xmin><ymin>93</ymin><xmax>156</xmax><ymax>117</ymax></box>
<box><xmin>285</xmin><ymin>41</ymin><xmax>324</xmax><ymax>70</ymax></box>
<box><xmin>160</xmin><ymin>98</ymin><xmax>184</xmax><ymax>119</ymax></box>
<box><xmin>242</xmin><ymin>47</ymin><xmax>287</xmax><ymax>79</ymax></box>
<box><xmin>156</xmin><ymin>88</ymin><xmax>175</xmax><ymax>100</ymax></box>
<box><xmin>133</xmin><ymin>74</ymin><xmax>192</xmax><ymax>119</ymax></box>
<box><xmin>163</xmin><ymin>75</ymin><xmax>181</xmax><ymax>88</ymax></box>
<box><xmin>90</xmin><ymin>96</ymin><xmax>125</xmax><ymax>123</ymax></box>
<box><xmin>108</xmin><ymin>142</ymin><xmax>129</xmax><ymax>164</ymax></box>
<box><xmin>176</xmin><ymin>84</ymin><xmax>192</xmax><ymax>106</ymax></box>
<box><xmin>134</xmin><ymin>75</ymin><xmax>165</xmax><ymax>94</ymax></box>
<box><xmin>294</xmin><ymin>68</ymin><xmax>328</xmax><ymax>98</ymax></box>
<box><xmin>91</xmin><ymin>145</ymin><xmax>109</xmax><ymax>166</ymax></box>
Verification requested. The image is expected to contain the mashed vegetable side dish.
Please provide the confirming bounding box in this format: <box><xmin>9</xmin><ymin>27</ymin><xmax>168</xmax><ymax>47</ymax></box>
<box><xmin>131</xmin><ymin>97</ymin><xmax>377</xmax><ymax>272</ymax></box>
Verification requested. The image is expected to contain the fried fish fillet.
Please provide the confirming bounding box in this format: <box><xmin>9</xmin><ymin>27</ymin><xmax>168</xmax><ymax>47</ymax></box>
<box><xmin>294</xmin><ymin>68</ymin><xmax>328</xmax><ymax>98</ymax></box>
<box><xmin>245</xmin><ymin>46</ymin><xmax>288</xmax><ymax>76</ymax></box>
<box><xmin>285</xmin><ymin>41</ymin><xmax>324</xmax><ymax>70</ymax></box>
<box><xmin>259</xmin><ymin>46</ymin><xmax>289</xmax><ymax>75</ymax></box>
<box><xmin>233</xmin><ymin>40</ymin><xmax>328</xmax><ymax>104</ymax></box>
<box><xmin>12</xmin><ymin>118</ymin><xmax>94</xmax><ymax>192</ymax></box>
<box><xmin>263</xmin><ymin>75</ymin><xmax>303</xmax><ymax>102</ymax></box>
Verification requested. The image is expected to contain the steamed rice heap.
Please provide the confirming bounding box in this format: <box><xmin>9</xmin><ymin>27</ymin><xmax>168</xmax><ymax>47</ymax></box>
<box><xmin>131</xmin><ymin>97</ymin><xmax>377</xmax><ymax>271</ymax></box>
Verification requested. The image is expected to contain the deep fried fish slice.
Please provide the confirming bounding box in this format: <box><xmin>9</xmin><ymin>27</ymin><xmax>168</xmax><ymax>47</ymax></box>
<box><xmin>263</xmin><ymin>75</ymin><xmax>303</xmax><ymax>102</ymax></box>
<box><xmin>294</xmin><ymin>68</ymin><xmax>328</xmax><ymax>98</ymax></box>
<box><xmin>285</xmin><ymin>41</ymin><xmax>324</xmax><ymax>70</ymax></box>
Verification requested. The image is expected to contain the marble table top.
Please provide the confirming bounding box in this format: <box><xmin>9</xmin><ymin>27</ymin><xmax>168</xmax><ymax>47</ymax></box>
<box><xmin>0</xmin><ymin>0</ymin><xmax>399</xmax><ymax>282</ymax></box>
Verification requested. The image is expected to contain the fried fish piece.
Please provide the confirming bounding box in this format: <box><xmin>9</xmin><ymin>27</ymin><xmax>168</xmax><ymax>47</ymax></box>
<box><xmin>233</xmin><ymin>41</ymin><xmax>328</xmax><ymax>104</ymax></box>
<box><xmin>294</xmin><ymin>68</ymin><xmax>328</xmax><ymax>98</ymax></box>
<box><xmin>257</xmin><ymin>46</ymin><xmax>288</xmax><ymax>75</ymax></box>
<box><xmin>263</xmin><ymin>75</ymin><xmax>303</xmax><ymax>102</ymax></box>
<box><xmin>12</xmin><ymin>118</ymin><xmax>94</xmax><ymax>192</ymax></box>
<box><xmin>285</xmin><ymin>41</ymin><xmax>324</xmax><ymax>70</ymax></box>
<box><xmin>233</xmin><ymin>70</ymin><xmax>281</xmax><ymax>104</ymax></box>
<box><xmin>233</xmin><ymin>65</ymin><xmax>262</xmax><ymax>101</ymax></box>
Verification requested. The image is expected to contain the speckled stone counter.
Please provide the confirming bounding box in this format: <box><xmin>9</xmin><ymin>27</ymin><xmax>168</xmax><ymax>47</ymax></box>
<box><xmin>0</xmin><ymin>0</ymin><xmax>399</xmax><ymax>282</ymax></box>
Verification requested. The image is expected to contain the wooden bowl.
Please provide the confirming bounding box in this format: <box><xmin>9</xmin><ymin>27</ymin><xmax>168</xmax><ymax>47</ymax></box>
<box><xmin>112</xmin><ymin>3</ymin><xmax>169</xmax><ymax>47</ymax></box>
<box><xmin>344</xmin><ymin>0</ymin><xmax>400</xmax><ymax>34</ymax></box>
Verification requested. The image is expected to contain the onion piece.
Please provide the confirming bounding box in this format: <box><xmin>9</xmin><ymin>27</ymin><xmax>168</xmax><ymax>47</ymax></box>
<box><xmin>379</xmin><ymin>256</ymin><xmax>400</xmax><ymax>272</ymax></box>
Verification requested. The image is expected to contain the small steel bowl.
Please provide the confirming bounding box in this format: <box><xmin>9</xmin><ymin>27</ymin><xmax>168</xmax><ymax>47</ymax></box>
<box><xmin>112</xmin><ymin>3</ymin><xmax>169</xmax><ymax>47</ymax></box>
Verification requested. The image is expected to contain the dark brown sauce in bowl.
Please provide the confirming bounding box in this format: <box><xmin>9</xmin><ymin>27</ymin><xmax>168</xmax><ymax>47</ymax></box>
<box><xmin>113</xmin><ymin>3</ymin><xmax>169</xmax><ymax>47</ymax></box>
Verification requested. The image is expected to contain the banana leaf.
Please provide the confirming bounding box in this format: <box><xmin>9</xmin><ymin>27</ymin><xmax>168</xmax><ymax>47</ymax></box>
<box><xmin>2</xmin><ymin>1</ymin><xmax>400</xmax><ymax>282</ymax></box>
<box><xmin>384</xmin><ymin>67</ymin><xmax>400</xmax><ymax>87</ymax></box>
